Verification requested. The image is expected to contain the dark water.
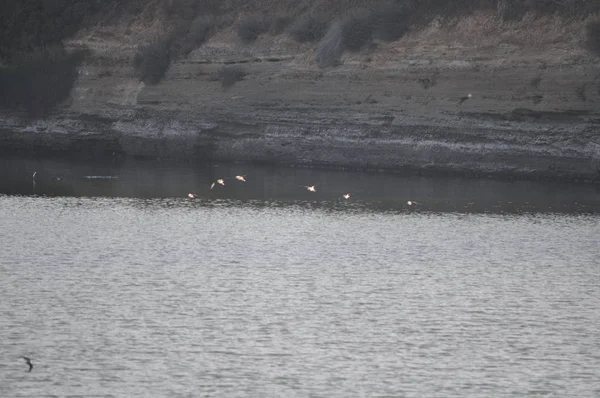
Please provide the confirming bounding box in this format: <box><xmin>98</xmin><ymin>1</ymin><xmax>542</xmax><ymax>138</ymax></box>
<box><xmin>1</xmin><ymin>156</ymin><xmax>600</xmax><ymax>213</ymax></box>
<box><xmin>1</xmin><ymin>157</ymin><xmax>600</xmax><ymax>397</ymax></box>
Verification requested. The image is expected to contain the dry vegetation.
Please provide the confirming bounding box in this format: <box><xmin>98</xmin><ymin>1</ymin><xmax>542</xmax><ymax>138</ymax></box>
<box><xmin>1</xmin><ymin>0</ymin><xmax>599</xmax><ymax>118</ymax></box>
<box><xmin>0</xmin><ymin>46</ymin><xmax>88</xmax><ymax>117</ymax></box>
<box><xmin>585</xmin><ymin>20</ymin><xmax>600</xmax><ymax>56</ymax></box>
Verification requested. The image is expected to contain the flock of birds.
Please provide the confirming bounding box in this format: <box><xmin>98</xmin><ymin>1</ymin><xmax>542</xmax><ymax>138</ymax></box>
<box><xmin>186</xmin><ymin>173</ymin><xmax>421</xmax><ymax>207</ymax></box>
<box><xmin>31</xmin><ymin>171</ymin><xmax>423</xmax><ymax>207</ymax></box>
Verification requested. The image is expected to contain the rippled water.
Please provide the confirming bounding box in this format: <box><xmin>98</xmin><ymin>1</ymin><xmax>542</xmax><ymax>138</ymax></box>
<box><xmin>1</xmin><ymin>193</ymin><xmax>600</xmax><ymax>397</ymax></box>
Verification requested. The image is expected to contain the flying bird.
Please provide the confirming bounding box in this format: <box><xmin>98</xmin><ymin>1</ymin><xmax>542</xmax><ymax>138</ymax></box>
<box><xmin>303</xmin><ymin>185</ymin><xmax>316</xmax><ymax>192</ymax></box>
<box><xmin>21</xmin><ymin>356</ymin><xmax>33</xmax><ymax>372</ymax></box>
<box><xmin>342</xmin><ymin>193</ymin><xmax>351</xmax><ymax>200</ymax></box>
<box><xmin>188</xmin><ymin>193</ymin><xmax>198</xmax><ymax>199</ymax></box>
<box><xmin>458</xmin><ymin>93</ymin><xmax>472</xmax><ymax>105</ymax></box>
<box><xmin>210</xmin><ymin>179</ymin><xmax>225</xmax><ymax>189</ymax></box>
<box><xmin>235</xmin><ymin>175</ymin><xmax>246</xmax><ymax>182</ymax></box>
<box><xmin>32</xmin><ymin>172</ymin><xmax>37</xmax><ymax>180</ymax></box>
<box><xmin>407</xmin><ymin>200</ymin><xmax>423</xmax><ymax>206</ymax></box>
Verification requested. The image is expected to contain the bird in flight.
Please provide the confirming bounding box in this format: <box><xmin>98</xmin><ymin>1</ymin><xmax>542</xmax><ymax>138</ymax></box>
<box><xmin>235</xmin><ymin>175</ymin><xmax>246</xmax><ymax>182</ymax></box>
<box><xmin>188</xmin><ymin>193</ymin><xmax>198</xmax><ymax>199</ymax></box>
<box><xmin>342</xmin><ymin>193</ymin><xmax>351</xmax><ymax>199</ymax></box>
<box><xmin>458</xmin><ymin>93</ymin><xmax>472</xmax><ymax>105</ymax></box>
<box><xmin>304</xmin><ymin>185</ymin><xmax>316</xmax><ymax>192</ymax></box>
<box><xmin>210</xmin><ymin>179</ymin><xmax>226</xmax><ymax>189</ymax></box>
<box><xmin>407</xmin><ymin>200</ymin><xmax>424</xmax><ymax>206</ymax></box>
<box><xmin>21</xmin><ymin>356</ymin><xmax>33</xmax><ymax>372</ymax></box>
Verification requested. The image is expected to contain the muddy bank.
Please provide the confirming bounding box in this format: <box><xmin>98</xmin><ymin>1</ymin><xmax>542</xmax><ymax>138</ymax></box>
<box><xmin>1</xmin><ymin>13</ymin><xmax>600</xmax><ymax>182</ymax></box>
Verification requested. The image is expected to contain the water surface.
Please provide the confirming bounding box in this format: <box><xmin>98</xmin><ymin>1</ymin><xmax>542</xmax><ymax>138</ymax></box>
<box><xmin>1</xmin><ymin>157</ymin><xmax>600</xmax><ymax>397</ymax></box>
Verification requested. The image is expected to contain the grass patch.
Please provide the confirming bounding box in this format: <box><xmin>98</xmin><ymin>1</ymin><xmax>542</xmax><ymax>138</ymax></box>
<box><xmin>0</xmin><ymin>45</ymin><xmax>87</xmax><ymax>117</ymax></box>
<box><xmin>315</xmin><ymin>4</ymin><xmax>411</xmax><ymax>67</ymax></box>
<box><xmin>370</xmin><ymin>3</ymin><xmax>410</xmax><ymax>42</ymax></box>
<box><xmin>187</xmin><ymin>15</ymin><xmax>214</xmax><ymax>48</ymax></box>
<box><xmin>219</xmin><ymin>66</ymin><xmax>247</xmax><ymax>89</ymax></box>
<box><xmin>585</xmin><ymin>20</ymin><xmax>600</xmax><ymax>56</ymax></box>
<box><xmin>340</xmin><ymin>9</ymin><xmax>374</xmax><ymax>52</ymax></box>
<box><xmin>271</xmin><ymin>14</ymin><xmax>293</xmax><ymax>35</ymax></box>
<box><xmin>0</xmin><ymin>0</ymin><xmax>114</xmax><ymax>61</ymax></box>
<box><xmin>287</xmin><ymin>12</ymin><xmax>330</xmax><ymax>43</ymax></box>
<box><xmin>496</xmin><ymin>0</ymin><xmax>521</xmax><ymax>22</ymax></box>
<box><xmin>133</xmin><ymin>38</ymin><xmax>171</xmax><ymax>85</ymax></box>
<box><xmin>237</xmin><ymin>14</ymin><xmax>268</xmax><ymax>44</ymax></box>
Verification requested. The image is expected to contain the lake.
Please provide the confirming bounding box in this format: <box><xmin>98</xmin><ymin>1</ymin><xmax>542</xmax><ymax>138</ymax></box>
<box><xmin>1</xmin><ymin>157</ymin><xmax>599</xmax><ymax>397</ymax></box>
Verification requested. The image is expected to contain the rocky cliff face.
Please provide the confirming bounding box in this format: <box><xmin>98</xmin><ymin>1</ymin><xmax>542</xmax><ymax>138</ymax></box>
<box><xmin>1</xmin><ymin>12</ymin><xmax>599</xmax><ymax>181</ymax></box>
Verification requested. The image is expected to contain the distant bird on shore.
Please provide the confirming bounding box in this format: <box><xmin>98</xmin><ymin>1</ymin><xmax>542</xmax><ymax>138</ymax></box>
<box><xmin>188</xmin><ymin>193</ymin><xmax>198</xmax><ymax>199</ymax></box>
<box><xmin>235</xmin><ymin>175</ymin><xmax>246</xmax><ymax>182</ymax></box>
<box><xmin>20</xmin><ymin>357</ymin><xmax>33</xmax><ymax>372</ymax></box>
<box><xmin>458</xmin><ymin>93</ymin><xmax>472</xmax><ymax>105</ymax></box>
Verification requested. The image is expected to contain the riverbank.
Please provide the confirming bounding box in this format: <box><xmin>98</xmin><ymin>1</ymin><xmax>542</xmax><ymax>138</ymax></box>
<box><xmin>1</xmin><ymin>10</ymin><xmax>599</xmax><ymax>182</ymax></box>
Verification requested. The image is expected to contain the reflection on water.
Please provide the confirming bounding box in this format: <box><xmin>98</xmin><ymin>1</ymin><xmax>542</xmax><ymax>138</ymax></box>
<box><xmin>1</xmin><ymin>156</ymin><xmax>600</xmax><ymax>213</ymax></box>
<box><xmin>0</xmin><ymin>196</ymin><xmax>599</xmax><ymax>397</ymax></box>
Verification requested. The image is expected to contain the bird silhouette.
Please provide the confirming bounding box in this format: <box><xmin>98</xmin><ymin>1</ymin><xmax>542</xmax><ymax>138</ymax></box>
<box><xmin>235</xmin><ymin>175</ymin><xmax>246</xmax><ymax>182</ymax></box>
<box><xmin>21</xmin><ymin>356</ymin><xmax>33</xmax><ymax>372</ymax></box>
<box><xmin>303</xmin><ymin>185</ymin><xmax>316</xmax><ymax>192</ymax></box>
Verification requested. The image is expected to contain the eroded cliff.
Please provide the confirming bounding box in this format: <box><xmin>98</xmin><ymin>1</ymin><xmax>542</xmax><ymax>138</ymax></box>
<box><xmin>1</xmin><ymin>9</ymin><xmax>599</xmax><ymax>181</ymax></box>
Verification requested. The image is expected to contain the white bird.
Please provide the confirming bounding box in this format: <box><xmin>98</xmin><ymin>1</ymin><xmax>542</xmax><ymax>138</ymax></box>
<box><xmin>304</xmin><ymin>185</ymin><xmax>316</xmax><ymax>192</ymax></box>
<box><xmin>188</xmin><ymin>193</ymin><xmax>198</xmax><ymax>199</ymax></box>
<box><xmin>210</xmin><ymin>179</ymin><xmax>225</xmax><ymax>189</ymax></box>
<box><xmin>407</xmin><ymin>200</ymin><xmax>423</xmax><ymax>206</ymax></box>
<box><xmin>235</xmin><ymin>175</ymin><xmax>246</xmax><ymax>182</ymax></box>
<box><xmin>458</xmin><ymin>93</ymin><xmax>472</xmax><ymax>105</ymax></box>
<box><xmin>342</xmin><ymin>193</ymin><xmax>351</xmax><ymax>199</ymax></box>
